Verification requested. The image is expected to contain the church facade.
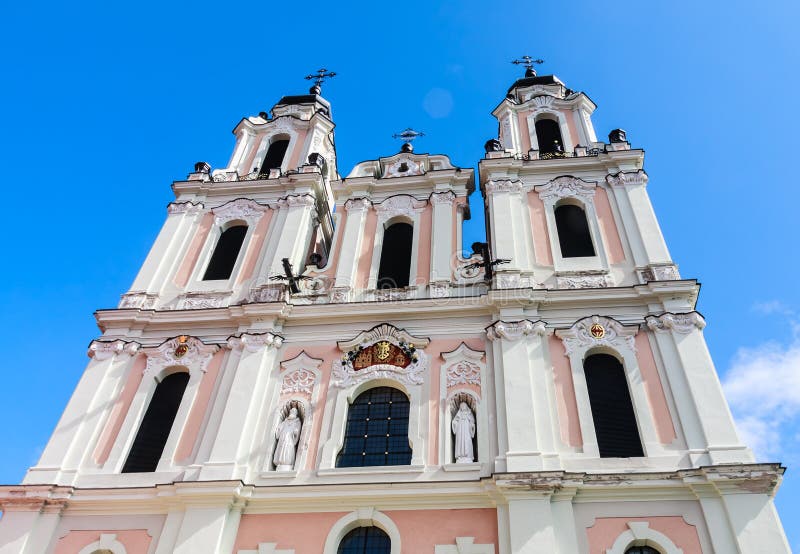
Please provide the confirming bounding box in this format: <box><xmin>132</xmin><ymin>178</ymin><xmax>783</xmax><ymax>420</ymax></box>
<box><xmin>0</xmin><ymin>67</ymin><xmax>790</xmax><ymax>553</ymax></box>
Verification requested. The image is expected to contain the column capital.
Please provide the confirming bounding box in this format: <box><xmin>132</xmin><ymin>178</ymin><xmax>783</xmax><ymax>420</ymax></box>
<box><xmin>606</xmin><ymin>169</ymin><xmax>649</xmax><ymax>188</ymax></box>
<box><xmin>429</xmin><ymin>190</ymin><xmax>456</xmax><ymax>205</ymax></box>
<box><xmin>88</xmin><ymin>339</ymin><xmax>141</xmax><ymax>360</ymax></box>
<box><xmin>343</xmin><ymin>197</ymin><xmax>371</xmax><ymax>212</ymax></box>
<box><xmin>226</xmin><ymin>332</ymin><xmax>284</xmax><ymax>353</ymax></box>
<box><xmin>645</xmin><ymin>311</ymin><xmax>706</xmax><ymax>334</ymax></box>
<box><xmin>167</xmin><ymin>201</ymin><xmax>205</xmax><ymax>215</ymax></box>
<box><xmin>486</xmin><ymin>319</ymin><xmax>547</xmax><ymax>341</ymax></box>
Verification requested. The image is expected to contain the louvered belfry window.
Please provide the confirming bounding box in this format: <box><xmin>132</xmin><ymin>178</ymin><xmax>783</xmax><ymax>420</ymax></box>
<box><xmin>122</xmin><ymin>371</ymin><xmax>189</xmax><ymax>473</ymax></box>
<box><xmin>337</xmin><ymin>526</ymin><xmax>391</xmax><ymax>554</ymax></box>
<box><xmin>336</xmin><ymin>387</ymin><xmax>412</xmax><ymax>467</ymax></box>
<box><xmin>584</xmin><ymin>353</ymin><xmax>644</xmax><ymax>458</ymax></box>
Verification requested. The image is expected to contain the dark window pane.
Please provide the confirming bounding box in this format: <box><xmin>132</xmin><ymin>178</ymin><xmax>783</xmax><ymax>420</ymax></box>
<box><xmin>376</xmin><ymin>222</ymin><xmax>413</xmax><ymax>289</ymax></box>
<box><xmin>337</xmin><ymin>386</ymin><xmax>412</xmax><ymax>468</ymax></box>
<box><xmin>258</xmin><ymin>139</ymin><xmax>290</xmax><ymax>176</ymax></box>
<box><xmin>338</xmin><ymin>527</ymin><xmax>390</xmax><ymax>554</ymax></box>
<box><xmin>122</xmin><ymin>372</ymin><xmax>189</xmax><ymax>473</ymax></box>
<box><xmin>554</xmin><ymin>204</ymin><xmax>595</xmax><ymax>258</ymax></box>
<box><xmin>535</xmin><ymin>118</ymin><xmax>564</xmax><ymax>154</ymax></box>
<box><xmin>202</xmin><ymin>225</ymin><xmax>247</xmax><ymax>280</ymax></box>
<box><xmin>585</xmin><ymin>353</ymin><xmax>644</xmax><ymax>458</ymax></box>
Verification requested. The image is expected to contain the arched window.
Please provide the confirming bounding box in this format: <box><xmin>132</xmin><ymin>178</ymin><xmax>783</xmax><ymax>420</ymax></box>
<box><xmin>337</xmin><ymin>387</ymin><xmax>411</xmax><ymax>467</ymax></box>
<box><xmin>259</xmin><ymin>138</ymin><xmax>290</xmax><ymax>176</ymax></box>
<box><xmin>554</xmin><ymin>204</ymin><xmax>595</xmax><ymax>258</ymax></box>
<box><xmin>202</xmin><ymin>224</ymin><xmax>247</xmax><ymax>280</ymax></box>
<box><xmin>337</xmin><ymin>526</ymin><xmax>391</xmax><ymax>554</ymax></box>
<box><xmin>625</xmin><ymin>547</ymin><xmax>661</xmax><ymax>554</ymax></box>
<box><xmin>376</xmin><ymin>222</ymin><xmax>413</xmax><ymax>289</ymax></box>
<box><xmin>535</xmin><ymin>118</ymin><xmax>564</xmax><ymax>155</ymax></box>
<box><xmin>122</xmin><ymin>372</ymin><xmax>190</xmax><ymax>473</ymax></box>
<box><xmin>584</xmin><ymin>353</ymin><xmax>643</xmax><ymax>458</ymax></box>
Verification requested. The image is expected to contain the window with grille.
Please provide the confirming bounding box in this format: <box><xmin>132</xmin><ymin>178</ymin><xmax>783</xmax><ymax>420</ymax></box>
<box><xmin>337</xmin><ymin>526</ymin><xmax>391</xmax><ymax>554</ymax></box>
<box><xmin>122</xmin><ymin>371</ymin><xmax>189</xmax><ymax>473</ymax></box>
<box><xmin>584</xmin><ymin>353</ymin><xmax>644</xmax><ymax>458</ymax></box>
<box><xmin>336</xmin><ymin>386</ymin><xmax>412</xmax><ymax>467</ymax></box>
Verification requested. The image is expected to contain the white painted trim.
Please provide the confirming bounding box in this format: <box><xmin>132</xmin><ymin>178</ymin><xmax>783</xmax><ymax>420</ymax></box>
<box><xmin>237</xmin><ymin>542</ymin><xmax>295</xmax><ymax>554</ymax></box>
<box><xmin>606</xmin><ymin>521</ymin><xmax>683</xmax><ymax>554</ymax></box>
<box><xmin>435</xmin><ymin>536</ymin><xmax>495</xmax><ymax>554</ymax></box>
<box><xmin>322</xmin><ymin>508</ymin><xmax>401</xmax><ymax>554</ymax></box>
<box><xmin>77</xmin><ymin>533</ymin><xmax>128</xmax><ymax>554</ymax></box>
<box><xmin>527</xmin><ymin>109</ymin><xmax>575</xmax><ymax>153</ymax></box>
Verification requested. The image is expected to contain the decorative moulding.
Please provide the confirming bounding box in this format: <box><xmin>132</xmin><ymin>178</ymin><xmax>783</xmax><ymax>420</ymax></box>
<box><xmin>175</xmin><ymin>291</ymin><xmax>231</xmax><ymax>310</ymax></box>
<box><xmin>211</xmin><ymin>198</ymin><xmax>270</xmax><ymax>226</ymax></box>
<box><xmin>118</xmin><ymin>291</ymin><xmax>159</xmax><ymax>310</ymax></box>
<box><xmin>556</xmin><ymin>315</ymin><xmax>637</xmax><ymax>357</ymax></box>
<box><xmin>429</xmin><ymin>190</ymin><xmax>456</xmax><ymax>205</ymax></box>
<box><xmin>486</xmin><ymin>320</ymin><xmax>547</xmax><ymax>342</ymax></box>
<box><xmin>606</xmin><ymin>169</ymin><xmax>649</xmax><ymax>188</ymax></box>
<box><xmin>375</xmin><ymin>194</ymin><xmax>426</xmax><ymax>223</ymax></box>
<box><xmin>227</xmin><ymin>332</ymin><xmax>284</xmax><ymax>353</ymax></box>
<box><xmin>279</xmin><ymin>351</ymin><xmax>323</xmax><ymax>399</ymax></box>
<box><xmin>167</xmin><ymin>201</ymin><xmax>204</xmax><ymax>215</ymax></box>
<box><xmin>645</xmin><ymin>312</ymin><xmax>706</xmax><ymax>335</ymax></box>
<box><xmin>638</xmin><ymin>264</ymin><xmax>681</xmax><ymax>283</ymax></box>
<box><xmin>605</xmin><ymin>521</ymin><xmax>683</xmax><ymax>554</ymax></box>
<box><xmin>537</xmin><ymin>175</ymin><xmax>597</xmax><ymax>204</ymax></box>
<box><xmin>555</xmin><ymin>273</ymin><xmax>611</xmax><ymax>289</ymax></box>
<box><xmin>277</xmin><ymin>194</ymin><xmax>317</xmax><ymax>209</ymax></box>
<box><xmin>88</xmin><ymin>340</ymin><xmax>140</xmax><ymax>361</ymax></box>
<box><xmin>343</xmin><ymin>198</ymin><xmax>371</xmax><ymax>212</ymax></box>
<box><xmin>484</xmin><ymin>179</ymin><xmax>526</xmax><ymax>196</ymax></box>
<box><xmin>142</xmin><ymin>336</ymin><xmax>219</xmax><ymax>378</ymax></box>
<box><xmin>442</xmin><ymin>343</ymin><xmax>486</xmax><ymax>392</ymax></box>
<box><xmin>333</xmin><ymin>323</ymin><xmax>430</xmax><ymax>388</ymax></box>
<box><xmin>383</xmin><ymin>155</ymin><xmax>425</xmax><ymax>178</ymax></box>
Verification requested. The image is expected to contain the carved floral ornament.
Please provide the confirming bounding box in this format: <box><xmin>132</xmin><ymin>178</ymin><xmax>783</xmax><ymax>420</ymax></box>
<box><xmin>442</xmin><ymin>343</ymin><xmax>486</xmax><ymax>392</ymax></box>
<box><xmin>429</xmin><ymin>190</ymin><xmax>456</xmax><ymax>205</ymax></box>
<box><xmin>484</xmin><ymin>179</ymin><xmax>527</xmax><ymax>196</ymax></box>
<box><xmin>536</xmin><ymin>175</ymin><xmax>597</xmax><ymax>205</ymax></box>
<box><xmin>556</xmin><ymin>315</ymin><xmax>637</xmax><ymax>357</ymax></box>
<box><xmin>142</xmin><ymin>336</ymin><xmax>219</xmax><ymax>378</ymax></box>
<box><xmin>227</xmin><ymin>332</ymin><xmax>284</xmax><ymax>353</ymax></box>
<box><xmin>486</xmin><ymin>319</ymin><xmax>547</xmax><ymax>341</ymax></box>
<box><xmin>645</xmin><ymin>312</ymin><xmax>706</xmax><ymax>334</ymax></box>
<box><xmin>344</xmin><ymin>197</ymin><xmax>371</xmax><ymax>212</ymax></box>
<box><xmin>382</xmin><ymin>155</ymin><xmax>425</xmax><ymax>178</ymax></box>
<box><xmin>279</xmin><ymin>352</ymin><xmax>323</xmax><ymax>397</ymax></box>
<box><xmin>332</xmin><ymin>324</ymin><xmax>430</xmax><ymax>387</ymax></box>
<box><xmin>606</xmin><ymin>169</ymin><xmax>649</xmax><ymax>188</ymax></box>
<box><xmin>277</xmin><ymin>194</ymin><xmax>317</xmax><ymax>209</ymax></box>
<box><xmin>88</xmin><ymin>339</ymin><xmax>140</xmax><ymax>361</ymax></box>
<box><xmin>168</xmin><ymin>201</ymin><xmax>205</xmax><ymax>215</ymax></box>
<box><xmin>212</xmin><ymin>198</ymin><xmax>269</xmax><ymax>226</ymax></box>
<box><xmin>375</xmin><ymin>194</ymin><xmax>426</xmax><ymax>223</ymax></box>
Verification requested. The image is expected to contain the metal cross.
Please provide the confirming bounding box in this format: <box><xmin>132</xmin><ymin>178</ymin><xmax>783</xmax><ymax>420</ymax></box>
<box><xmin>392</xmin><ymin>128</ymin><xmax>425</xmax><ymax>143</ymax></box>
<box><xmin>269</xmin><ymin>258</ymin><xmax>313</xmax><ymax>294</ymax></box>
<box><xmin>464</xmin><ymin>242</ymin><xmax>511</xmax><ymax>281</ymax></box>
<box><xmin>304</xmin><ymin>68</ymin><xmax>337</xmax><ymax>89</ymax></box>
<box><xmin>511</xmin><ymin>56</ymin><xmax>544</xmax><ymax>75</ymax></box>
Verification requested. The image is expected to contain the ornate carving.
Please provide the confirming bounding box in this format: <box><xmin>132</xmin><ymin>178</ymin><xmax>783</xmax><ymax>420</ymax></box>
<box><xmin>332</xmin><ymin>352</ymin><xmax>428</xmax><ymax>388</ymax></box>
<box><xmin>532</xmin><ymin>95</ymin><xmax>555</xmax><ymax>108</ymax></box>
<box><xmin>248</xmin><ymin>284</ymin><xmax>285</xmax><ymax>303</ymax></box>
<box><xmin>344</xmin><ymin>198</ymin><xmax>371</xmax><ymax>212</ymax></box>
<box><xmin>556</xmin><ymin>274</ymin><xmax>610</xmax><ymax>289</ymax></box>
<box><xmin>484</xmin><ymin>179</ymin><xmax>524</xmax><ymax>195</ymax></box>
<box><xmin>142</xmin><ymin>336</ymin><xmax>218</xmax><ymax>377</ymax></box>
<box><xmin>373</xmin><ymin>287</ymin><xmax>415</xmax><ymax>301</ymax></box>
<box><xmin>88</xmin><ymin>340</ymin><xmax>140</xmax><ymax>360</ymax></box>
<box><xmin>383</xmin><ymin>155</ymin><xmax>424</xmax><ymax>178</ymax></box>
<box><xmin>176</xmin><ymin>292</ymin><xmax>230</xmax><ymax>310</ymax></box>
<box><xmin>446</xmin><ymin>361</ymin><xmax>482</xmax><ymax>387</ymax></box>
<box><xmin>212</xmin><ymin>198</ymin><xmax>269</xmax><ymax>226</ymax></box>
<box><xmin>228</xmin><ymin>332</ymin><xmax>284</xmax><ymax>353</ymax></box>
<box><xmin>375</xmin><ymin>194</ymin><xmax>426</xmax><ymax>223</ymax></box>
<box><xmin>429</xmin><ymin>282</ymin><xmax>450</xmax><ymax>298</ymax></box>
<box><xmin>486</xmin><ymin>320</ymin><xmax>547</xmax><ymax>341</ymax></box>
<box><xmin>281</xmin><ymin>369</ymin><xmax>316</xmax><ymax>396</ymax></box>
<box><xmin>455</xmin><ymin>256</ymin><xmax>484</xmax><ymax>282</ymax></box>
<box><xmin>430</xmin><ymin>190</ymin><xmax>456</xmax><ymax>205</ymax></box>
<box><xmin>329</xmin><ymin>287</ymin><xmax>351</xmax><ymax>303</ymax></box>
<box><xmin>557</xmin><ymin>315</ymin><xmax>637</xmax><ymax>357</ymax></box>
<box><xmin>606</xmin><ymin>169</ymin><xmax>648</xmax><ymax>188</ymax></box>
<box><xmin>338</xmin><ymin>323</ymin><xmax>430</xmax><ymax>350</ymax></box>
<box><xmin>537</xmin><ymin>175</ymin><xmax>597</xmax><ymax>204</ymax></box>
<box><xmin>277</xmin><ymin>194</ymin><xmax>316</xmax><ymax>209</ymax></box>
<box><xmin>639</xmin><ymin>264</ymin><xmax>681</xmax><ymax>282</ymax></box>
<box><xmin>645</xmin><ymin>312</ymin><xmax>706</xmax><ymax>334</ymax></box>
<box><xmin>119</xmin><ymin>292</ymin><xmax>158</xmax><ymax>309</ymax></box>
<box><xmin>167</xmin><ymin>201</ymin><xmax>204</xmax><ymax>215</ymax></box>
<box><xmin>212</xmin><ymin>170</ymin><xmax>239</xmax><ymax>182</ymax></box>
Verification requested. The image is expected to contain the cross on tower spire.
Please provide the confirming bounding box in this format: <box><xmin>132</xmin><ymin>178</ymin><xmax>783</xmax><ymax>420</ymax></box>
<box><xmin>511</xmin><ymin>56</ymin><xmax>544</xmax><ymax>77</ymax></box>
<box><xmin>392</xmin><ymin>128</ymin><xmax>425</xmax><ymax>153</ymax></box>
<box><xmin>305</xmin><ymin>68</ymin><xmax>337</xmax><ymax>94</ymax></box>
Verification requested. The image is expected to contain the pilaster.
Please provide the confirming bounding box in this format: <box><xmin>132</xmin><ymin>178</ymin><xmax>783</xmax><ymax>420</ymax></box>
<box><xmin>430</xmin><ymin>191</ymin><xmax>456</xmax><ymax>283</ymax></box>
<box><xmin>332</xmin><ymin>198</ymin><xmax>370</xmax><ymax>294</ymax></box>
<box><xmin>484</xmin><ymin>180</ymin><xmax>534</xmax><ymax>274</ymax></box>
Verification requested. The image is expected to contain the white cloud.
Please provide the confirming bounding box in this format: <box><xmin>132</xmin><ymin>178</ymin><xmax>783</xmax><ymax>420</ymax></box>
<box><xmin>722</xmin><ymin>331</ymin><xmax>800</xmax><ymax>462</ymax></box>
<box><xmin>751</xmin><ymin>300</ymin><xmax>794</xmax><ymax>316</ymax></box>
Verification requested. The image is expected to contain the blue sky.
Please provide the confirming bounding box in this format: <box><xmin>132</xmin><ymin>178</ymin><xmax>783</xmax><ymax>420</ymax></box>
<box><xmin>2</xmin><ymin>0</ymin><xmax>799</xmax><ymax>547</ymax></box>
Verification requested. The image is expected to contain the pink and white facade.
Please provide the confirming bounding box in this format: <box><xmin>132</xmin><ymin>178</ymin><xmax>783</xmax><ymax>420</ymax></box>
<box><xmin>0</xmin><ymin>70</ymin><xmax>790</xmax><ymax>553</ymax></box>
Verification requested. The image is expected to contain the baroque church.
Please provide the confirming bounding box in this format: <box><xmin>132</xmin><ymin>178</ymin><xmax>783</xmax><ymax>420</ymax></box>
<box><xmin>0</xmin><ymin>63</ymin><xmax>790</xmax><ymax>553</ymax></box>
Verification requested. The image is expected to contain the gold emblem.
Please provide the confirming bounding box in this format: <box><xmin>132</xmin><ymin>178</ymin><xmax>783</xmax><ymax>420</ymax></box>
<box><xmin>175</xmin><ymin>335</ymin><xmax>189</xmax><ymax>358</ymax></box>
<box><xmin>590</xmin><ymin>323</ymin><xmax>605</xmax><ymax>339</ymax></box>
<box><xmin>376</xmin><ymin>341</ymin><xmax>391</xmax><ymax>361</ymax></box>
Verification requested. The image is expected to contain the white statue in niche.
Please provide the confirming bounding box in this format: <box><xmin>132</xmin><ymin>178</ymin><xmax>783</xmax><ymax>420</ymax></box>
<box><xmin>273</xmin><ymin>407</ymin><xmax>302</xmax><ymax>471</ymax></box>
<box><xmin>452</xmin><ymin>402</ymin><xmax>476</xmax><ymax>463</ymax></box>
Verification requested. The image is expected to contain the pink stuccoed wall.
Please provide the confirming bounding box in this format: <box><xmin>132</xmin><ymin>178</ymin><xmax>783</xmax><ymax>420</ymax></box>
<box><xmin>594</xmin><ymin>188</ymin><xmax>625</xmax><ymax>264</ymax></box>
<box><xmin>548</xmin><ymin>335</ymin><xmax>583</xmax><ymax>447</ymax></box>
<box><xmin>586</xmin><ymin>516</ymin><xmax>702</xmax><ymax>554</ymax></box>
<box><xmin>54</xmin><ymin>529</ymin><xmax>153</xmax><ymax>554</ymax></box>
<box><xmin>174</xmin><ymin>212</ymin><xmax>214</xmax><ymax>287</ymax></box>
<box><xmin>635</xmin><ymin>333</ymin><xmax>677</xmax><ymax>444</ymax></box>
<box><xmin>355</xmin><ymin>209</ymin><xmax>377</xmax><ymax>289</ymax></box>
<box><xmin>526</xmin><ymin>191</ymin><xmax>553</xmax><ymax>265</ymax></box>
<box><xmin>237</xmin><ymin>211</ymin><xmax>274</xmax><ymax>284</ymax></box>
<box><xmin>233</xmin><ymin>508</ymin><xmax>498</xmax><ymax>553</ymax></box>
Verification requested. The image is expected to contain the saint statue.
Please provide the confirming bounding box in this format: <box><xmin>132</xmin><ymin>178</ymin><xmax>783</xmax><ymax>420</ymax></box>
<box><xmin>452</xmin><ymin>402</ymin><xmax>476</xmax><ymax>463</ymax></box>
<box><xmin>273</xmin><ymin>407</ymin><xmax>302</xmax><ymax>471</ymax></box>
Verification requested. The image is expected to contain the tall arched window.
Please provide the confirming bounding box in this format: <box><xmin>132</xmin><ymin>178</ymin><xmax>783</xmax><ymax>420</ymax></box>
<box><xmin>554</xmin><ymin>204</ymin><xmax>595</xmax><ymax>258</ymax></box>
<box><xmin>259</xmin><ymin>138</ymin><xmax>290</xmax><ymax>177</ymax></box>
<box><xmin>376</xmin><ymin>222</ymin><xmax>413</xmax><ymax>289</ymax></box>
<box><xmin>202</xmin><ymin>224</ymin><xmax>247</xmax><ymax>280</ymax></box>
<box><xmin>625</xmin><ymin>547</ymin><xmax>660</xmax><ymax>554</ymax></box>
<box><xmin>337</xmin><ymin>387</ymin><xmax>412</xmax><ymax>467</ymax></box>
<box><xmin>122</xmin><ymin>371</ymin><xmax>190</xmax><ymax>473</ymax></box>
<box><xmin>584</xmin><ymin>353</ymin><xmax>643</xmax><ymax>458</ymax></box>
<box><xmin>337</xmin><ymin>526</ymin><xmax>391</xmax><ymax>554</ymax></box>
<box><xmin>535</xmin><ymin>118</ymin><xmax>564</xmax><ymax>155</ymax></box>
